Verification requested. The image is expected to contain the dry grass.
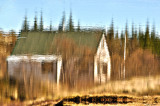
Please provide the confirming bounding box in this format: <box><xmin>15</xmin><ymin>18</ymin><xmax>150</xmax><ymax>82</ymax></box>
<box><xmin>81</xmin><ymin>75</ymin><xmax>160</xmax><ymax>96</ymax></box>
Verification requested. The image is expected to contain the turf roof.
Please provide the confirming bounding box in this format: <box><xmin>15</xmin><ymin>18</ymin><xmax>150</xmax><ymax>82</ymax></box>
<box><xmin>12</xmin><ymin>31</ymin><xmax>103</xmax><ymax>55</ymax></box>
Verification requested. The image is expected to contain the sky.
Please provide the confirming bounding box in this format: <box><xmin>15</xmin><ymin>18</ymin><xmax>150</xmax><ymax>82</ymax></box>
<box><xmin>0</xmin><ymin>0</ymin><xmax>160</xmax><ymax>36</ymax></box>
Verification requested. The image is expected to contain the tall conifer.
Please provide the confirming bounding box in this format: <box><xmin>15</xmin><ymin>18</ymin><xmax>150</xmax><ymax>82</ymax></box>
<box><xmin>151</xmin><ymin>23</ymin><xmax>155</xmax><ymax>41</ymax></box>
<box><xmin>50</xmin><ymin>21</ymin><xmax>52</xmax><ymax>31</ymax></box>
<box><xmin>77</xmin><ymin>20</ymin><xmax>80</xmax><ymax>32</ymax></box>
<box><xmin>125</xmin><ymin>22</ymin><xmax>129</xmax><ymax>42</ymax></box>
<box><xmin>33</xmin><ymin>12</ymin><xmax>38</xmax><ymax>31</ymax></box>
<box><xmin>58</xmin><ymin>11</ymin><xmax>65</xmax><ymax>32</ymax></box>
<box><xmin>151</xmin><ymin>23</ymin><xmax>156</xmax><ymax>52</ymax></box>
<box><xmin>108</xmin><ymin>18</ymin><xmax>114</xmax><ymax>41</ymax></box>
<box><xmin>22</xmin><ymin>15</ymin><xmax>29</xmax><ymax>32</ymax></box>
<box><xmin>132</xmin><ymin>22</ymin><xmax>135</xmax><ymax>39</ymax></box>
<box><xmin>144</xmin><ymin>21</ymin><xmax>150</xmax><ymax>49</ymax></box>
<box><xmin>68</xmin><ymin>11</ymin><xmax>74</xmax><ymax>32</ymax></box>
<box><xmin>115</xmin><ymin>30</ymin><xmax>119</xmax><ymax>39</ymax></box>
<box><xmin>39</xmin><ymin>11</ymin><xmax>43</xmax><ymax>31</ymax></box>
<box><xmin>138</xmin><ymin>25</ymin><xmax>144</xmax><ymax>48</ymax></box>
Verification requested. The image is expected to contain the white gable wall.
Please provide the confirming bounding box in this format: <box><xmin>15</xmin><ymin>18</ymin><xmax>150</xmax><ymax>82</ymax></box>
<box><xmin>94</xmin><ymin>34</ymin><xmax>111</xmax><ymax>83</ymax></box>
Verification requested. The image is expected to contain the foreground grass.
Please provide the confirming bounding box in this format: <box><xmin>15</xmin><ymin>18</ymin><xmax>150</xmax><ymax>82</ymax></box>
<box><xmin>2</xmin><ymin>75</ymin><xmax>160</xmax><ymax>105</ymax></box>
<box><xmin>86</xmin><ymin>75</ymin><xmax>160</xmax><ymax>96</ymax></box>
<box><xmin>29</xmin><ymin>75</ymin><xmax>160</xmax><ymax>105</ymax></box>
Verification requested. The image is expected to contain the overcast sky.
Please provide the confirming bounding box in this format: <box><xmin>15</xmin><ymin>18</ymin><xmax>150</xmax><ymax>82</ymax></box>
<box><xmin>0</xmin><ymin>0</ymin><xmax>160</xmax><ymax>35</ymax></box>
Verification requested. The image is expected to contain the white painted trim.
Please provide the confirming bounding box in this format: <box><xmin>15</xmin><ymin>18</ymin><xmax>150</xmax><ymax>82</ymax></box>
<box><xmin>7</xmin><ymin>55</ymin><xmax>61</xmax><ymax>62</ymax></box>
<box><xmin>96</xmin><ymin>34</ymin><xmax>110</xmax><ymax>61</ymax></box>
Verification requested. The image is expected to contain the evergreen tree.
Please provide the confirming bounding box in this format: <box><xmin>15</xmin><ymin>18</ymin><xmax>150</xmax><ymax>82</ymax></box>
<box><xmin>120</xmin><ymin>30</ymin><xmax>125</xmax><ymax>57</ymax></box>
<box><xmin>39</xmin><ymin>11</ymin><xmax>43</xmax><ymax>31</ymax></box>
<box><xmin>22</xmin><ymin>15</ymin><xmax>29</xmax><ymax>32</ymax></box>
<box><xmin>125</xmin><ymin>22</ymin><xmax>129</xmax><ymax>42</ymax></box>
<box><xmin>67</xmin><ymin>11</ymin><xmax>74</xmax><ymax>32</ymax></box>
<box><xmin>138</xmin><ymin>25</ymin><xmax>145</xmax><ymax>48</ymax></box>
<box><xmin>107</xmin><ymin>18</ymin><xmax>114</xmax><ymax>40</ymax></box>
<box><xmin>144</xmin><ymin>21</ymin><xmax>150</xmax><ymax>49</ymax></box>
<box><xmin>154</xmin><ymin>37</ymin><xmax>160</xmax><ymax>55</ymax></box>
<box><xmin>33</xmin><ymin>13</ymin><xmax>38</xmax><ymax>31</ymax></box>
<box><xmin>151</xmin><ymin>23</ymin><xmax>156</xmax><ymax>53</ymax></box>
<box><xmin>115</xmin><ymin>29</ymin><xmax>119</xmax><ymax>39</ymax></box>
<box><xmin>125</xmin><ymin>22</ymin><xmax>129</xmax><ymax>56</ymax></box>
<box><xmin>58</xmin><ymin>11</ymin><xmax>65</xmax><ymax>32</ymax></box>
<box><xmin>134</xmin><ymin>27</ymin><xmax>138</xmax><ymax>40</ymax></box>
<box><xmin>121</xmin><ymin>30</ymin><xmax>124</xmax><ymax>41</ymax></box>
<box><xmin>134</xmin><ymin>27</ymin><xmax>138</xmax><ymax>49</ymax></box>
<box><xmin>49</xmin><ymin>21</ymin><xmax>52</xmax><ymax>31</ymax></box>
<box><xmin>131</xmin><ymin>23</ymin><xmax>138</xmax><ymax>51</ymax></box>
<box><xmin>151</xmin><ymin>23</ymin><xmax>156</xmax><ymax>41</ymax></box>
<box><xmin>112</xmin><ymin>29</ymin><xmax>121</xmax><ymax>55</ymax></box>
<box><xmin>106</xmin><ymin>18</ymin><xmax>114</xmax><ymax>56</ymax></box>
<box><xmin>132</xmin><ymin>22</ymin><xmax>135</xmax><ymax>39</ymax></box>
<box><xmin>77</xmin><ymin>20</ymin><xmax>80</xmax><ymax>32</ymax></box>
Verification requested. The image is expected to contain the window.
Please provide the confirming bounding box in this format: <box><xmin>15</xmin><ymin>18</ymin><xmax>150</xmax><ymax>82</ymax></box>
<box><xmin>41</xmin><ymin>61</ymin><xmax>57</xmax><ymax>74</ymax></box>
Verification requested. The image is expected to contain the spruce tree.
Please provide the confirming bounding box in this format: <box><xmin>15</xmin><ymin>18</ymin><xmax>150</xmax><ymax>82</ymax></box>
<box><xmin>134</xmin><ymin>27</ymin><xmax>138</xmax><ymax>49</ymax></box>
<box><xmin>115</xmin><ymin>30</ymin><xmax>119</xmax><ymax>39</ymax></box>
<box><xmin>132</xmin><ymin>22</ymin><xmax>135</xmax><ymax>39</ymax></box>
<box><xmin>120</xmin><ymin>30</ymin><xmax>125</xmax><ymax>57</ymax></box>
<box><xmin>125</xmin><ymin>22</ymin><xmax>129</xmax><ymax>56</ymax></box>
<box><xmin>131</xmin><ymin>23</ymin><xmax>138</xmax><ymax>51</ymax></box>
<box><xmin>22</xmin><ymin>15</ymin><xmax>29</xmax><ymax>32</ymax></box>
<box><xmin>67</xmin><ymin>11</ymin><xmax>74</xmax><ymax>32</ymax></box>
<box><xmin>114</xmin><ymin>29</ymin><xmax>121</xmax><ymax>55</ymax></box>
<box><xmin>138</xmin><ymin>25</ymin><xmax>145</xmax><ymax>48</ymax></box>
<box><xmin>77</xmin><ymin>20</ymin><xmax>80</xmax><ymax>32</ymax></box>
<box><xmin>121</xmin><ymin>30</ymin><xmax>124</xmax><ymax>41</ymax></box>
<box><xmin>151</xmin><ymin>23</ymin><xmax>156</xmax><ymax>53</ymax></box>
<box><xmin>58</xmin><ymin>11</ymin><xmax>65</xmax><ymax>32</ymax></box>
<box><xmin>108</xmin><ymin>18</ymin><xmax>114</xmax><ymax>41</ymax></box>
<box><xmin>134</xmin><ymin>27</ymin><xmax>138</xmax><ymax>40</ymax></box>
<box><xmin>39</xmin><ymin>11</ymin><xmax>43</xmax><ymax>31</ymax></box>
<box><xmin>151</xmin><ymin>23</ymin><xmax>155</xmax><ymax>41</ymax></box>
<box><xmin>144</xmin><ymin>21</ymin><xmax>150</xmax><ymax>49</ymax></box>
<box><xmin>125</xmin><ymin>22</ymin><xmax>129</xmax><ymax>42</ymax></box>
<box><xmin>33</xmin><ymin>13</ymin><xmax>38</xmax><ymax>31</ymax></box>
<box><xmin>106</xmin><ymin>18</ymin><xmax>114</xmax><ymax>56</ymax></box>
<box><xmin>49</xmin><ymin>21</ymin><xmax>52</xmax><ymax>31</ymax></box>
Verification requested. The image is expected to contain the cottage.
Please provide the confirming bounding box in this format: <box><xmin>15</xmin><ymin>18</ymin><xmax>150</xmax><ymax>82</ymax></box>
<box><xmin>7</xmin><ymin>31</ymin><xmax>111</xmax><ymax>85</ymax></box>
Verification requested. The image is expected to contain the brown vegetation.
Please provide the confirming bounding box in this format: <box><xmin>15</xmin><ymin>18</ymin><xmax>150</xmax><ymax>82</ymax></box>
<box><xmin>53</xmin><ymin>36</ymin><xmax>95</xmax><ymax>88</ymax></box>
<box><xmin>111</xmin><ymin>48</ymin><xmax>160</xmax><ymax>80</ymax></box>
<box><xmin>126</xmin><ymin>49</ymin><xmax>160</xmax><ymax>78</ymax></box>
<box><xmin>0</xmin><ymin>30</ymin><xmax>17</xmax><ymax>78</ymax></box>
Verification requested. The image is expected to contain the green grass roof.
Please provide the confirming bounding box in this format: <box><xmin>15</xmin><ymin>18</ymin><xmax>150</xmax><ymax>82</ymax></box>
<box><xmin>12</xmin><ymin>31</ymin><xmax>102</xmax><ymax>55</ymax></box>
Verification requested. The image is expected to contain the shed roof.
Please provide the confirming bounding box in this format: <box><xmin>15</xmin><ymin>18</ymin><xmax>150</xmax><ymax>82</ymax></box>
<box><xmin>12</xmin><ymin>31</ymin><xmax>103</xmax><ymax>56</ymax></box>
